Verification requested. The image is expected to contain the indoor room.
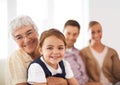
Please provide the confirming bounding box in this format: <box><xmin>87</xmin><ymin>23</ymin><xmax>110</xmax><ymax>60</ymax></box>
<box><xmin>0</xmin><ymin>0</ymin><xmax>120</xmax><ymax>85</ymax></box>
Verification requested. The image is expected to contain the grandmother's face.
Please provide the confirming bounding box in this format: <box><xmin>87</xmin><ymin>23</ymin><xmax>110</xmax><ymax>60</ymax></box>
<box><xmin>13</xmin><ymin>26</ymin><xmax>38</xmax><ymax>54</ymax></box>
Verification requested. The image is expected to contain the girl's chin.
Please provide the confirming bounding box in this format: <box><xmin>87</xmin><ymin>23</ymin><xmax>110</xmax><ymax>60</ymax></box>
<box><xmin>50</xmin><ymin>59</ymin><xmax>60</xmax><ymax>64</ymax></box>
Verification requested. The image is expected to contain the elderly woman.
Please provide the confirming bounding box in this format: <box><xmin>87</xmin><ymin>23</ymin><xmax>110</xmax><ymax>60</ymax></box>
<box><xmin>7</xmin><ymin>15</ymin><xmax>68</xmax><ymax>85</ymax></box>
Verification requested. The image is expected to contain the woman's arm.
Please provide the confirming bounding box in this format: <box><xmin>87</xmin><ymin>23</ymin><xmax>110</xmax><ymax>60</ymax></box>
<box><xmin>112</xmin><ymin>51</ymin><xmax>120</xmax><ymax>80</ymax></box>
<box><xmin>67</xmin><ymin>77</ymin><xmax>79</xmax><ymax>85</ymax></box>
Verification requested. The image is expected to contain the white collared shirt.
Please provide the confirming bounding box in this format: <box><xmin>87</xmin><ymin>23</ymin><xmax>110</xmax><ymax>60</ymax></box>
<box><xmin>27</xmin><ymin>57</ymin><xmax>74</xmax><ymax>84</ymax></box>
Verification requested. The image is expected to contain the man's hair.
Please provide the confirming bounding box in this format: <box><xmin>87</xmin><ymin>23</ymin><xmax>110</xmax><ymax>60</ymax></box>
<box><xmin>63</xmin><ymin>19</ymin><xmax>80</xmax><ymax>31</ymax></box>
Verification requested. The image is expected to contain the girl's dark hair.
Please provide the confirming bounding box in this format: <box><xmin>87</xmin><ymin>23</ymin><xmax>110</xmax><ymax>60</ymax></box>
<box><xmin>39</xmin><ymin>28</ymin><xmax>66</xmax><ymax>47</ymax></box>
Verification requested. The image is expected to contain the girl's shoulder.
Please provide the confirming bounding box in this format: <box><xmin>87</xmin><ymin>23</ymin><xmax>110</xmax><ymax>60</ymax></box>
<box><xmin>62</xmin><ymin>59</ymin><xmax>70</xmax><ymax>66</ymax></box>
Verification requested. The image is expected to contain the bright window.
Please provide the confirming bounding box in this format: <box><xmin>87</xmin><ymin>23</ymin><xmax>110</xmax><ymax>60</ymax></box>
<box><xmin>0</xmin><ymin>0</ymin><xmax>8</xmax><ymax>59</ymax></box>
<box><xmin>7</xmin><ymin>0</ymin><xmax>89</xmax><ymax>55</ymax></box>
<box><xmin>17</xmin><ymin>0</ymin><xmax>48</xmax><ymax>33</ymax></box>
<box><xmin>53</xmin><ymin>0</ymin><xmax>89</xmax><ymax>49</ymax></box>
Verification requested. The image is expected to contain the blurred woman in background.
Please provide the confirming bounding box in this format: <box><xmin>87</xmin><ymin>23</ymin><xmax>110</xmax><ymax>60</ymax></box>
<box><xmin>80</xmin><ymin>21</ymin><xmax>120</xmax><ymax>85</ymax></box>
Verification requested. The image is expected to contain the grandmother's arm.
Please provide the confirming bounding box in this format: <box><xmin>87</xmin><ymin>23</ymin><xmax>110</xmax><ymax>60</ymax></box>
<box><xmin>16</xmin><ymin>83</ymin><xmax>28</xmax><ymax>85</ymax></box>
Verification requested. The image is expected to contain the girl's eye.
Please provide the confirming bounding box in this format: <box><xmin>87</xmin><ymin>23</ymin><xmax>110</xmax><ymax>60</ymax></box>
<box><xmin>47</xmin><ymin>47</ymin><xmax>53</xmax><ymax>50</ymax></box>
<box><xmin>58</xmin><ymin>47</ymin><xmax>64</xmax><ymax>50</ymax></box>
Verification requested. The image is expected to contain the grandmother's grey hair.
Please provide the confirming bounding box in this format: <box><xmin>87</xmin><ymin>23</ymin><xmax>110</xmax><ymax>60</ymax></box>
<box><xmin>9</xmin><ymin>15</ymin><xmax>38</xmax><ymax>37</ymax></box>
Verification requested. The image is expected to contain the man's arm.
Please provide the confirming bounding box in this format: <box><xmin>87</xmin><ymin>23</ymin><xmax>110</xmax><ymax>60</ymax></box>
<box><xmin>47</xmin><ymin>77</ymin><xmax>68</xmax><ymax>85</ymax></box>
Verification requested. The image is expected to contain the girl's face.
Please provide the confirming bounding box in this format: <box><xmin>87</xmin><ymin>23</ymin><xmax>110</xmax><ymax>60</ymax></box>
<box><xmin>90</xmin><ymin>24</ymin><xmax>102</xmax><ymax>43</ymax></box>
<box><xmin>40</xmin><ymin>36</ymin><xmax>65</xmax><ymax>68</ymax></box>
<box><xmin>13</xmin><ymin>26</ymin><xmax>38</xmax><ymax>54</ymax></box>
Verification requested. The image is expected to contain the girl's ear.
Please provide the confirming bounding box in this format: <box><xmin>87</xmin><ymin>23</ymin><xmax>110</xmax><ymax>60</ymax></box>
<box><xmin>39</xmin><ymin>47</ymin><xmax>43</xmax><ymax>56</ymax></box>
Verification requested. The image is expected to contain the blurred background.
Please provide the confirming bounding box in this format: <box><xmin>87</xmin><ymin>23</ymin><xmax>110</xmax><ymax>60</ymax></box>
<box><xmin>0</xmin><ymin>0</ymin><xmax>120</xmax><ymax>85</ymax></box>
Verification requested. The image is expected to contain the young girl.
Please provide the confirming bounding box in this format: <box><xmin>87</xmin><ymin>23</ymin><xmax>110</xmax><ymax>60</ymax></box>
<box><xmin>27</xmin><ymin>28</ymin><xmax>79</xmax><ymax>85</ymax></box>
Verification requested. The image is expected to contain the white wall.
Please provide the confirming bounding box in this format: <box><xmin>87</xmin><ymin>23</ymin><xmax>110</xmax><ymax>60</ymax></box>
<box><xmin>89</xmin><ymin>0</ymin><xmax>120</xmax><ymax>56</ymax></box>
<box><xmin>7</xmin><ymin>0</ymin><xmax>89</xmax><ymax>54</ymax></box>
<box><xmin>7</xmin><ymin>0</ymin><xmax>17</xmax><ymax>55</ymax></box>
